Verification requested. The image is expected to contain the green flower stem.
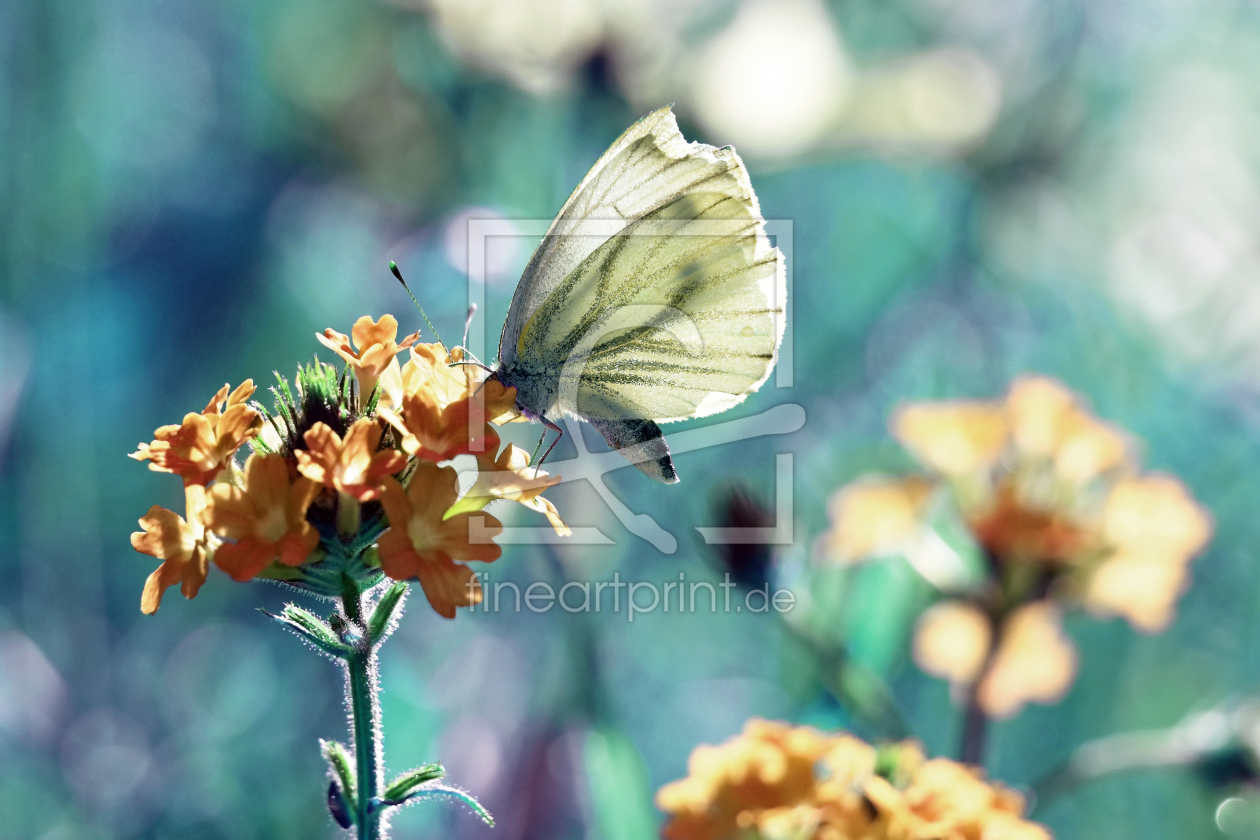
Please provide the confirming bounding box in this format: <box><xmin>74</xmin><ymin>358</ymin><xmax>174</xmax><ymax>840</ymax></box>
<box><xmin>961</xmin><ymin>552</ymin><xmax>1043</xmax><ymax>768</ymax></box>
<box><xmin>343</xmin><ymin>578</ymin><xmax>383</xmax><ymax>840</ymax></box>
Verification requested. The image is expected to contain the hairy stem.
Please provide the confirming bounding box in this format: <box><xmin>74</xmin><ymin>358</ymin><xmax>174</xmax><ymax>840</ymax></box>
<box><xmin>343</xmin><ymin>580</ymin><xmax>383</xmax><ymax>839</ymax></box>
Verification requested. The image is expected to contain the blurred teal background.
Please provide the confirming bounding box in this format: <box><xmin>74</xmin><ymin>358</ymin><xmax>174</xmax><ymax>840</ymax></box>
<box><xmin>4</xmin><ymin>0</ymin><xmax>1260</xmax><ymax>837</ymax></box>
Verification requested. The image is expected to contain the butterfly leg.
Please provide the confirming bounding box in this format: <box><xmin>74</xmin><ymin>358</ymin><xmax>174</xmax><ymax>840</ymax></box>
<box><xmin>534</xmin><ymin>415</ymin><xmax>566</xmax><ymax>475</ymax></box>
<box><xmin>527</xmin><ymin>428</ymin><xmax>547</xmax><ymax>469</ymax></box>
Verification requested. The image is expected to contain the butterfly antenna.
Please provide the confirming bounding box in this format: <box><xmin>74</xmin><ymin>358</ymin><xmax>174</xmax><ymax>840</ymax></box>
<box><xmin>389</xmin><ymin>261</ymin><xmax>446</xmax><ymax>350</ymax></box>
<box><xmin>446</xmin><ymin>304</ymin><xmax>499</xmax><ymax>375</ymax></box>
<box><xmin>463</xmin><ymin>303</ymin><xmax>476</xmax><ymax>348</ymax></box>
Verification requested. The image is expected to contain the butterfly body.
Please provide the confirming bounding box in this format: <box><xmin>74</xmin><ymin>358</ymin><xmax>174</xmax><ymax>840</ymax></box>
<box><xmin>492</xmin><ymin>107</ymin><xmax>786</xmax><ymax>483</ymax></box>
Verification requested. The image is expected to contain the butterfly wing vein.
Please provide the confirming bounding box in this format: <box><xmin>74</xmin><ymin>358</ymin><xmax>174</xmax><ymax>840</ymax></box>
<box><xmin>499</xmin><ymin>106</ymin><xmax>786</xmax><ymax>428</ymax></box>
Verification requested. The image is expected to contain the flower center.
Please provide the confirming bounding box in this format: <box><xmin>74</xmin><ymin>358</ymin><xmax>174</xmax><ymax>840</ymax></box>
<box><xmin>406</xmin><ymin>514</ymin><xmax>438</xmax><ymax>554</ymax></box>
<box><xmin>259</xmin><ymin>505</ymin><xmax>289</xmax><ymax>543</ymax></box>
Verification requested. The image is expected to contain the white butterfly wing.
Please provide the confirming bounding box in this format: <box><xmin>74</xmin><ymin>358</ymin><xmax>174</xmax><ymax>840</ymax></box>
<box><xmin>501</xmin><ymin>106</ymin><xmax>785</xmax><ymax>426</ymax></box>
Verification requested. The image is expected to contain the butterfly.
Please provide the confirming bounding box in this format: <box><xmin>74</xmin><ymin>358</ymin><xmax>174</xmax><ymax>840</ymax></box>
<box><xmin>492</xmin><ymin>106</ymin><xmax>786</xmax><ymax>483</ymax></box>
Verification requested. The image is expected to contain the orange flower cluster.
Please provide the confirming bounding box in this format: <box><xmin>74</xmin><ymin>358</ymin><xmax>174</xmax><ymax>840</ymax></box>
<box><xmin>656</xmin><ymin>719</ymin><xmax>1049</xmax><ymax>840</ymax></box>
<box><xmin>820</xmin><ymin>376</ymin><xmax>1212</xmax><ymax>717</ymax></box>
<box><xmin>131</xmin><ymin>381</ymin><xmax>263</xmax><ymax>486</ymax></box>
<box><xmin>130</xmin><ymin>315</ymin><xmax>567</xmax><ymax>617</ymax></box>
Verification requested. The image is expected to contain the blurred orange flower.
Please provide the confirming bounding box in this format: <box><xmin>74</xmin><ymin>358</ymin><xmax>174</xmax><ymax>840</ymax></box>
<box><xmin>656</xmin><ymin>719</ymin><xmax>833</xmax><ymax>840</ymax></box>
<box><xmin>317</xmin><ymin>315</ymin><xmax>419</xmax><ymax>408</ymax></box>
<box><xmin>822</xmin><ymin>375</ymin><xmax>1210</xmax><ymax>723</ymax></box>
<box><xmin>824</xmin><ymin>376</ymin><xmax>1212</xmax><ymax>634</ymax></box>
<box><xmin>377</xmin><ymin>462</ymin><xmax>503</xmax><ymax>619</ymax></box>
<box><xmin>131</xmin><ymin>381</ymin><xmax>262</xmax><ymax>486</ymax></box>
<box><xmin>869</xmin><ymin>755</ymin><xmax>1049</xmax><ymax>840</ymax></box>
<box><xmin>206</xmin><ymin>453</ymin><xmax>322</xmax><ymax>581</ymax></box>
<box><xmin>131</xmin><ymin>485</ymin><xmax>212</xmax><ymax>614</ymax></box>
<box><xmin>657</xmin><ymin>719</ymin><xmax>1049</xmax><ymax>840</ymax></box>
<box><xmin>295</xmin><ymin>419</ymin><xmax>406</xmax><ymax>502</ymax></box>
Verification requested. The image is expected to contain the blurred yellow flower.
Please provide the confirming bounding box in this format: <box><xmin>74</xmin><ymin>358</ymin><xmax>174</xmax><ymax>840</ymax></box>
<box><xmin>1006</xmin><ymin>376</ymin><xmax>1129</xmax><ymax>483</ymax></box>
<box><xmin>913</xmin><ymin>600</ymin><xmax>992</xmax><ymax>686</ymax></box>
<box><xmin>131</xmin><ymin>381</ymin><xmax>262</xmax><ymax>486</ymax></box>
<box><xmin>317</xmin><ymin>315</ymin><xmax>419</xmax><ymax>408</ymax></box>
<box><xmin>131</xmin><ymin>485</ymin><xmax>212</xmax><ymax>614</ymax></box>
<box><xmin>656</xmin><ymin>719</ymin><xmax>833</xmax><ymax>840</ymax></box>
<box><xmin>1084</xmin><ymin>474</ymin><xmax>1213</xmax><ymax>631</ymax></box>
<box><xmin>205</xmin><ymin>453</ymin><xmax>322</xmax><ymax>581</ymax></box>
<box><xmin>657</xmin><ymin>719</ymin><xmax>1049</xmax><ymax>840</ymax></box>
<box><xmin>376</xmin><ymin>463</ymin><xmax>503</xmax><ymax>619</ymax></box>
<box><xmin>827</xmin><ymin>375</ymin><xmax>1211</xmax><ymax>636</ymax></box>
<box><xmin>296</xmin><ymin>418</ymin><xmax>406</xmax><ymax>502</ymax></box>
<box><xmin>892</xmin><ymin>401</ymin><xmax>1008</xmax><ymax>478</ymax></box>
<box><xmin>876</xmin><ymin>756</ymin><xmax>1046</xmax><ymax>839</ymax></box>
<box><xmin>967</xmin><ymin>484</ymin><xmax>1089</xmax><ymax>564</ymax></box>
<box><xmin>820</xmin><ymin>476</ymin><xmax>933</xmax><ymax>563</ymax></box>
<box><xmin>976</xmin><ymin>602</ymin><xmax>1077</xmax><ymax>719</ymax></box>
<box><xmin>914</xmin><ymin>600</ymin><xmax>1076</xmax><ymax>718</ymax></box>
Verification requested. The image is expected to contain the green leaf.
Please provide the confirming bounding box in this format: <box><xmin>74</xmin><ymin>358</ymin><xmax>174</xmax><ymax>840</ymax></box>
<box><xmin>444</xmin><ymin>491</ymin><xmax>493</xmax><ymax>520</ymax></box>
<box><xmin>270</xmin><ymin>372</ymin><xmax>297</xmax><ymax>426</ymax></box>
<box><xmin>263</xmin><ymin>606</ymin><xmax>353</xmax><ymax>658</ymax></box>
<box><xmin>321</xmin><ymin>739</ymin><xmax>357</xmax><ymax>820</ymax></box>
<box><xmin>368</xmin><ymin>581</ymin><xmax>409</xmax><ymax>646</ymax></box>
<box><xmin>382</xmin><ymin>762</ymin><xmax>445</xmax><ymax>801</ymax></box>
<box><xmin>387</xmin><ymin>783</ymin><xmax>493</xmax><ymax>826</ymax></box>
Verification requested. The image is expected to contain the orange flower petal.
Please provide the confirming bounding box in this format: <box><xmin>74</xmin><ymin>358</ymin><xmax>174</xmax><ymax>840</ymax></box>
<box><xmin>215</xmin><ymin>537</ymin><xmax>280</xmax><ymax>582</ymax></box>
<box><xmin>131</xmin><ymin>486</ymin><xmax>209</xmax><ymax>614</ymax></box>
<box><xmin>298</xmin><ymin>420</ymin><xmax>403</xmax><ymax>501</ymax></box>
<box><xmin>316</xmin><ymin>328</ymin><xmax>356</xmax><ymax>364</ymax></box>
<box><xmin>141</xmin><ymin>567</ymin><xmax>171</xmax><ymax>615</ymax></box>
<box><xmin>206</xmin><ymin>454</ymin><xmax>321</xmax><ymax>581</ymax></box>
<box><xmin>377</xmin><ymin>465</ymin><xmax>502</xmax><ymax>618</ymax></box>
<box><xmin>417</xmin><ymin>557</ymin><xmax>481</xmax><ymax>619</ymax></box>
<box><xmin>277</xmin><ymin>526</ymin><xmax>320</xmax><ymax>567</ymax></box>
<box><xmin>133</xmin><ymin>383</ymin><xmax>259</xmax><ymax>486</ymax></box>
<box><xmin>351</xmin><ymin>314</ymin><xmax>399</xmax><ymax>351</ymax></box>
